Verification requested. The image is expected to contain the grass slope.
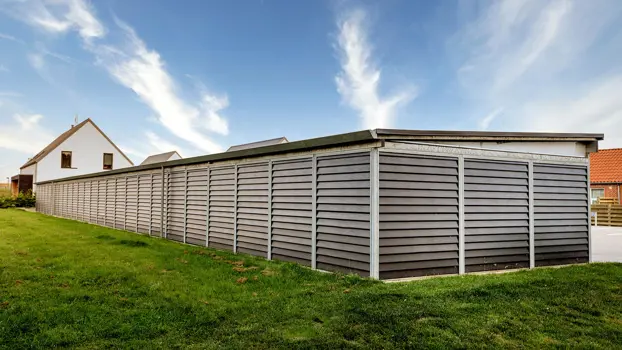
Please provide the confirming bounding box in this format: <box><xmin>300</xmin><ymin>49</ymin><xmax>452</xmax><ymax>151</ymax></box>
<box><xmin>0</xmin><ymin>209</ymin><xmax>621</xmax><ymax>349</ymax></box>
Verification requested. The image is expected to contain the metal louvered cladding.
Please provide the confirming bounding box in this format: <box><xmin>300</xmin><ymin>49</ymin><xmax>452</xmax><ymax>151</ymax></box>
<box><xmin>74</xmin><ymin>182</ymin><xmax>80</xmax><ymax>219</ymax></box>
<box><xmin>114</xmin><ymin>177</ymin><xmax>126</xmax><ymax>229</ymax></box>
<box><xmin>316</xmin><ymin>152</ymin><xmax>371</xmax><ymax>276</ymax></box>
<box><xmin>534</xmin><ymin>164</ymin><xmax>589</xmax><ymax>266</ymax></box>
<box><xmin>379</xmin><ymin>153</ymin><xmax>459</xmax><ymax>279</ymax></box>
<box><xmin>65</xmin><ymin>183</ymin><xmax>71</xmax><ymax>218</ymax></box>
<box><xmin>151</xmin><ymin>172</ymin><xmax>163</xmax><ymax>236</ymax></box>
<box><xmin>75</xmin><ymin>182</ymin><xmax>82</xmax><ymax>221</ymax></box>
<box><xmin>125</xmin><ymin>176</ymin><xmax>138</xmax><ymax>232</ymax></box>
<box><xmin>271</xmin><ymin>158</ymin><xmax>313</xmax><ymax>265</ymax></box>
<box><xmin>166</xmin><ymin>169</ymin><xmax>186</xmax><ymax>242</ymax></box>
<box><xmin>106</xmin><ymin>179</ymin><xmax>116</xmax><ymax>227</ymax></box>
<box><xmin>56</xmin><ymin>184</ymin><xmax>62</xmax><ymax>217</ymax></box>
<box><xmin>236</xmin><ymin>162</ymin><xmax>269</xmax><ymax>257</ymax></box>
<box><xmin>86</xmin><ymin>181</ymin><xmax>94</xmax><ymax>223</ymax></box>
<box><xmin>464</xmin><ymin>160</ymin><xmax>530</xmax><ymax>272</ymax></box>
<box><xmin>186</xmin><ymin>167</ymin><xmax>208</xmax><ymax>245</ymax></box>
<box><xmin>208</xmin><ymin>166</ymin><xmax>235</xmax><ymax>250</ymax></box>
<box><xmin>83</xmin><ymin>182</ymin><xmax>91</xmax><ymax>222</ymax></box>
<box><xmin>97</xmin><ymin>179</ymin><xmax>106</xmax><ymax>225</ymax></box>
<box><xmin>66</xmin><ymin>182</ymin><xmax>73</xmax><ymax>219</ymax></box>
<box><xmin>137</xmin><ymin>174</ymin><xmax>151</xmax><ymax>234</ymax></box>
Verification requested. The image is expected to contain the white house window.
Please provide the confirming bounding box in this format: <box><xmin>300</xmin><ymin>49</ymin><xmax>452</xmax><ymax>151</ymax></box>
<box><xmin>591</xmin><ymin>188</ymin><xmax>605</xmax><ymax>204</ymax></box>
<box><xmin>103</xmin><ymin>153</ymin><xmax>113</xmax><ymax>170</ymax></box>
<box><xmin>61</xmin><ymin>151</ymin><xmax>72</xmax><ymax>169</ymax></box>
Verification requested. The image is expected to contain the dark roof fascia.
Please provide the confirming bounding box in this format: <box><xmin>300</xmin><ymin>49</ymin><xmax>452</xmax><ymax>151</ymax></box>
<box><xmin>20</xmin><ymin>118</ymin><xmax>135</xmax><ymax>169</ymax></box>
<box><xmin>375</xmin><ymin>129</ymin><xmax>604</xmax><ymax>141</ymax></box>
<box><xmin>20</xmin><ymin>119</ymin><xmax>91</xmax><ymax>169</ymax></box>
<box><xmin>36</xmin><ymin>130</ymin><xmax>377</xmax><ymax>185</ymax></box>
<box><xmin>35</xmin><ymin>128</ymin><xmax>606</xmax><ymax>185</ymax></box>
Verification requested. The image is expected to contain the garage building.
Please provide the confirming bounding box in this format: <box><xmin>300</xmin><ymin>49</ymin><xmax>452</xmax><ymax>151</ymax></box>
<box><xmin>34</xmin><ymin>129</ymin><xmax>602</xmax><ymax>280</ymax></box>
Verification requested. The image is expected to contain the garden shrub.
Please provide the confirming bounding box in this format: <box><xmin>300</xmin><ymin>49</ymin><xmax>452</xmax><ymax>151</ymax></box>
<box><xmin>14</xmin><ymin>190</ymin><xmax>36</xmax><ymax>208</ymax></box>
<box><xmin>0</xmin><ymin>190</ymin><xmax>36</xmax><ymax>209</ymax></box>
<box><xmin>0</xmin><ymin>196</ymin><xmax>14</xmax><ymax>209</ymax></box>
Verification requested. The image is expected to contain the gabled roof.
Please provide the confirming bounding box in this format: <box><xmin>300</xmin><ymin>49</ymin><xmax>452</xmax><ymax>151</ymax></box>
<box><xmin>140</xmin><ymin>151</ymin><xmax>181</xmax><ymax>166</ymax></box>
<box><xmin>20</xmin><ymin>118</ymin><xmax>134</xmax><ymax>169</ymax></box>
<box><xmin>227</xmin><ymin>137</ymin><xmax>288</xmax><ymax>152</ymax></box>
<box><xmin>590</xmin><ymin>148</ymin><xmax>622</xmax><ymax>183</ymax></box>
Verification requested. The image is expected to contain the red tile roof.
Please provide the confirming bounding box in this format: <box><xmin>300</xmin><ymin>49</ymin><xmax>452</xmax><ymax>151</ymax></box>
<box><xmin>591</xmin><ymin>148</ymin><xmax>622</xmax><ymax>183</ymax></box>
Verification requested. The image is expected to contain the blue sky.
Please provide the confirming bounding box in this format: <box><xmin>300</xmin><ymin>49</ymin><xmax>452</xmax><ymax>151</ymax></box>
<box><xmin>1</xmin><ymin>0</ymin><xmax>622</xmax><ymax>179</ymax></box>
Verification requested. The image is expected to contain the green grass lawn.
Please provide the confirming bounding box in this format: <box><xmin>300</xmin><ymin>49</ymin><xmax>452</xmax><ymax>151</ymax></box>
<box><xmin>1</xmin><ymin>209</ymin><xmax>621</xmax><ymax>349</ymax></box>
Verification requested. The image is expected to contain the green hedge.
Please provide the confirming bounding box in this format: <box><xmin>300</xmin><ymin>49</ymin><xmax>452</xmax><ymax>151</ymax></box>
<box><xmin>0</xmin><ymin>190</ymin><xmax>36</xmax><ymax>209</ymax></box>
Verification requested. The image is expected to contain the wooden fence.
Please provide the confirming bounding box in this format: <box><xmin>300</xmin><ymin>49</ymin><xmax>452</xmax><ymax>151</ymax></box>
<box><xmin>591</xmin><ymin>204</ymin><xmax>622</xmax><ymax>226</ymax></box>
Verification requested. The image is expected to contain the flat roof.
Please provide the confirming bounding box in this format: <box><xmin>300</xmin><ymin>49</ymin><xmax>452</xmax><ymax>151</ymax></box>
<box><xmin>36</xmin><ymin>129</ymin><xmax>603</xmax><ymax>184</ymax></box>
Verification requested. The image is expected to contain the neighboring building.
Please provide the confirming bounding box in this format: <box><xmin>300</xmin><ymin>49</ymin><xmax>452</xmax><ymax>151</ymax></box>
<box><xmin>590</xmin><ymin>148</ymin><xmax>622</xmax><ymax>204</ymax></box>
<box><xmin>17</xmin><ymin>118</ymin><xmax>133</xmax><ymax>192</ymax></box>
<box><xmin>140</xmin><ymin>151</ymin><xmax>182</xmax><ymax>166</ymax></box>
<box><xmin>227</xmin><ymin>137</ymin><xmax>288</xmax><ymax>152</ymax></box>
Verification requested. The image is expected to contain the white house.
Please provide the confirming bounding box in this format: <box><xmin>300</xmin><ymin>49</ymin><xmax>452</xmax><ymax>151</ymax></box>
<box><xmin>139</xmin><ymin>151</ymin><xmax>182</xmax><ymax>165</ymax></box>
<box><xmin>19</xmin><ymin>118</ymin><xmax>134</xmax><ymax>190</ymax></box>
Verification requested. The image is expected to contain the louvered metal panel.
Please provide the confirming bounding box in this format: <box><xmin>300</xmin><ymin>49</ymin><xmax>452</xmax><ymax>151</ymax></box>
<box><xmin>81</xmin><ymin>181</ymin><xmax>89</xmax><ymax>222</ymax></box>
<box><xmin>534</xmin><ymin>164</ymin><xmax>589</xmax><ymax>266</ymax></box>
<box><xmin>151</xmin><ymin>172</ymin><xmax>163</xmax><ymax>236</ymax></box>
<box><xmin>236</xmin><ymin>162</ymin><xmax>269</xmax><ymax>257</ymax></box>
<box><xmin>125</xmin><ymin>176</ymin><xmax>138</xmax><ymax>232</ymax></box>
<box><xmin>67</xmin><ymin>182</ymin><xmax>74</xmax><ymax>219</ymax></box>
<box><xmin>53</xmin><ymin>184</ymin><xmax>60</xmax><ymax>216</ymax></box>
<box><xmin>114</xmin><ymin>177</ymin><xmax>126</xmax><ymax>230</ymax></box>
<box><xmin>379</xmin><ymin>153</ymin><xmax>459</xmax><ymax>279</ymax></box>
<box><xmin>166</xmin><ymin>169</ymin><xmax>186</xmax><ymax>242</ymax></box>
<box><xmin>105</xmin><ymin>178</ymin><xmax>116</xmax><ymax>228</ymax></box>
<box><xmin>137</xmin><ymin>174</ymin><xmax>151</xmax><ymax>234</ymax></box>
<box><xmin>208</xmin><ymin>166</ymin><xmax>235</xmax><ymax>250</ymax></box>
<box><xmin>63</xmin><ymin>183</ymin><xmax>69</xmax><ymax>218</ymax></box>
<box><xmin>73</xmin><ymin>182</ymin><xmax>79</xmax><ymax>220</ymax></box>
<box><xmin>97</xmin><ymin>179</ymin><xmax>106</xmax><ymax>225</ymax></box>
<box><xmin>186</xmin><ymin>168</ymin><xmax>208</xmax><ymax>245</ymax></box>
<box><xmin>316</xmin><ymin>152</ymin><xmax>370</xmax><ymax>276</ymax></box>
<box><xmin>464</xmin><ymin>159</ymin><xmax>530</xmax><ymax>272</ymax></box>
<box><xmin>65</xmin><ymin>183</ymin><xmax>71</xmax><ymax>218</ymax></box>
<box><xmin>88</xmin><ymin>180</ymin><xmax>97</xmax><ymax>223</ymax></box>
<box><xmin>35</xmin><ymin>184</ymin><xmax>45</xmax><ymax>213</ymax></box>
<box><xmin>271</xmin><ymin>157</ymin><xmax>313</xmax><ymax>265</ymax></box>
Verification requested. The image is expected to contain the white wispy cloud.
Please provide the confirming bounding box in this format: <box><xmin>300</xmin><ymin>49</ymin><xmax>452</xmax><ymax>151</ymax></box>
<box><xmin>335</xmin><ymin>9</ymin><xmax>416</xmax><ymax>129</ymax></box>
<box><xmin>479</xmin><ymin>107</ymin><xmax>504</xmax><ymax>131</ymax></box>
<box><xmin>28</xmin><ymin>53</ymin><xmax>45</xmax><ymax>70</ymax></box>
<box><xmin>4</xmin><ymin>0</ymin><xmax>229</xmax><ymax>154</ymax></box>
<box><xmin>4</xmin><ymin>0</ymin><xmax>105</xmax><ymax>40</ymax></box>
<box><xmin>455</xmin><ymin>0</ymin><xmax>576</xmax><ymax>98</ymax></box>
<box><xmin>0</xmin><ymin>64</ymin><xmax>9</xmax><ymax>73</ymax></box>
<box><xmin>0</xmin><ymin>32</ymin><xmax>24</xmax><ymax>44</ymax></box>
<box><xmin>0</xmin><ymin>113</ymin><xmax>54</xmax><ymax>154</ymax></box>
<box><xmin>453</xmin><ymin>0</ymin><xmax>622</xmax><ymax>146</ymax></box>
<box><xmin>524</xmin><ymin>75</ymin><xmax>622</xmax><ymax>147</ymax></box>
<box><xmin>90</xmin><ymin>20</ymin><xmax>228</xmax><ymax>153</ymax></box>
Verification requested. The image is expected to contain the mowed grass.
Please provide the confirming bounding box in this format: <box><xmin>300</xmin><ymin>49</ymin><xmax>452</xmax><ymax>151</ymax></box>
<box><xmin>1</xmin><ymin>210</ymin><xmax>621</xmax><ymax>349</ymax></box>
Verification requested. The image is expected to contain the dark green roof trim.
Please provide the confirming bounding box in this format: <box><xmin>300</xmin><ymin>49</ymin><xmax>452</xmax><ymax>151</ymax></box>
<box><xmin>36</xmin><ymin>128</ymin><xmax>604</xmax><ymax>185</ymax></box>
<box><xmin>375</xmin><ymin>129</ymin><xmax>604</xmax><ymax>140</ymax></box>
<box><xmin>36</xmin><ymin>130</ymin><xmax>376</xmax><ymax>185</ymax></box>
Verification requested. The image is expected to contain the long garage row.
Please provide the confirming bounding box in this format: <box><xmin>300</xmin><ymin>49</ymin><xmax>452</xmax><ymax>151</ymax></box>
<box><xmin>34</xmin><ymin>131</ymin><xmax>594</xmax><ymax>280</ymax></box>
